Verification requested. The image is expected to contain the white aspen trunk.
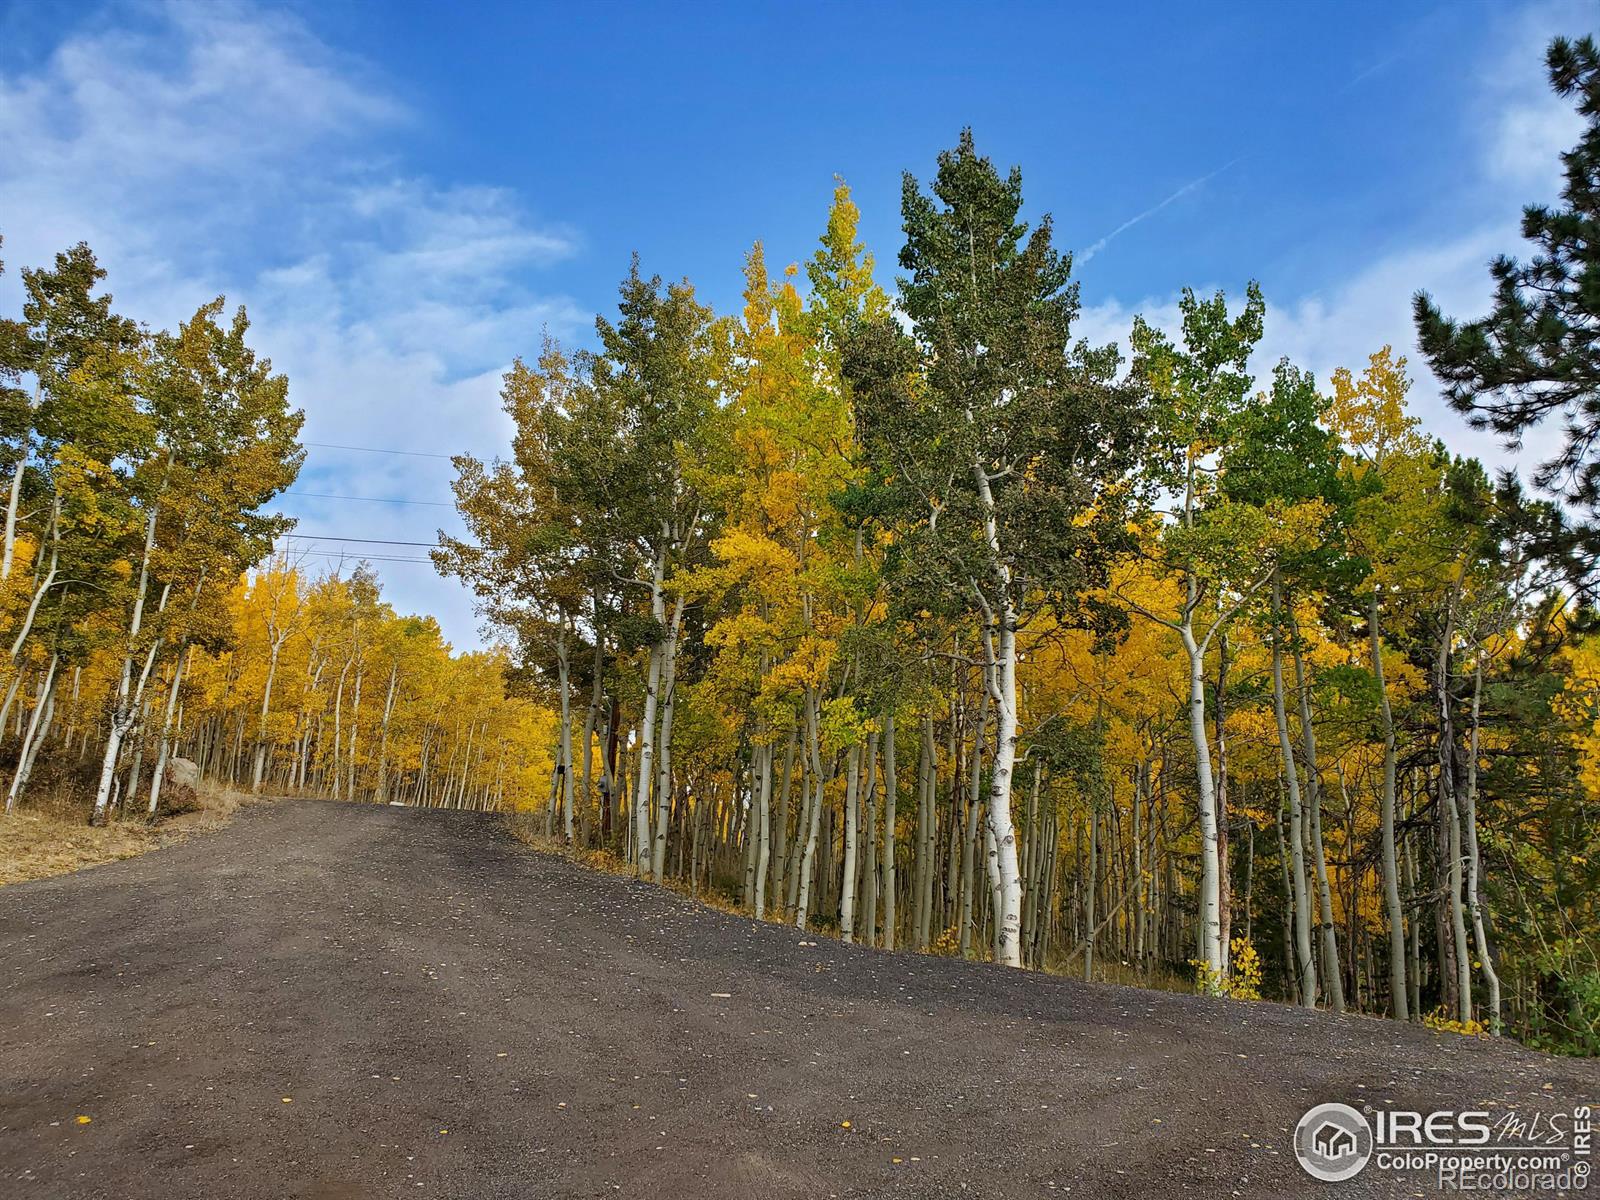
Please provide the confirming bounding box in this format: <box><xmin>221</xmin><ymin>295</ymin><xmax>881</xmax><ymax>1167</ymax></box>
<box><xmin>7</xmin><ymin>562</ymin><xmax>57</xmax><ymax>664</ymax></box>
<box><xmin>4</xmin><ymin>498</ymin><xmax>60</xmax><ymax>697</ymax></box>
<box><xmin>555</xmin><ymin>627</ymin><xmax>575</xmax><ymax>842</ymax></box>
<box><xmin>740</xmin><ymin>764</ymin><xmax>760</xmax><ymax>903</ymax></box>
<box><xmin>1083</xmin><ymin>806</ymin><xmax>1099</xmax><ymax>981</ymax></box>
<box><xmin>794</xmin><ymin>689</ymin><xmax>825</xmax><ymax>929</ymax></box>
<box><xmin>1164</xmin><ymin>444</ymin><xmax>1223</xmax><ymax>977</ymax></box>
<box><xmin>91</xmin><ymin>491</ymin><xmax>166</xmax><ymax>824</ymax></box>
<box><xmin>93</xmin><ymin>621</ymin><xmax>167</xmax><ymax>822</ymax></box>
<box><xmin>753</xmin><ymin>739</ymin><xmax>772</xmax><ymax>919</ymax></box>
<box><xmin>1</xmin><ymin>457</ymin><xmax>22</xmax><ymax>581</ymax></box>
<box><xmin>840</xmin><ymin>744</ymin><xmax>861</xmax><ymax>943</ymax></box>
<box><xmin>297</xmin><ymin>647</ymin><xmax>326</xmax><ymax>794</ymax></box>
<box><xmin>1404</xmin><ymin>833</ymin><xmax>1423</xmax><ymax>1018</ymax></box>
<box><xmin>1272</xmin><ymin>575</ymin><xmax>1317</xmax><ymax>1005</ymax></box>
<box><xmin>1020</xmin><ymin>767</ymin><xmax>1039</xmax><ymax>962</ymax></box>
<box><xmin>347</xmin><ymin>660</ymin><xmax>363</xmax><ymax>801</ymax></box>
<box><xmin>331</xmin><ymin>660</ymin><xmax>348</xmax><ymax>800</ymax></box>
<box><xmin>861</xmin><ymin>729</ymin><xmax>880</xmax><ymax>945</ymax></box>
<box><xmin>578</xmin><ymin>688</ymin><xmax>596</xmax><ymax>830</ymax></box>
<box><xmin>984</xmin><ymin>822</ymin><xmax>1003</xmax><ymax>961</ymax></box>
<box><xmin>986</xmin><ymin>607</ymin><xmax>1024</xmax><ymax>967</ymax></box>
<box><xmin>1214</xmin><ymin>629</ymin><xmax>1233</xmax><ymax>968</ymax></box>
<box><xmin>914</xmin><ymin>715</ymin><xmax>937</xmax><ymax>950</ymax></box>
<box><xmin>650</xmin><ymin>594</ymin><xmax>685</xmax><ymax>880</ymax></box>
<box><xmin>784</xmin><ymin>733</ymin><xmax>807</xmax><ymax>914</ymax></box>
<box><xmin>252</xmin><ymin>637</ymin><xmax>285</xmax><ymax>792</ymax></box>
<box><xmin>771</xmin><ymin>728</ymin><xmax>795</xmax><ymax>907</ymax></box>
<box><xmin>881</xmin><ymin>713</ymin><xmax>898</xmax><ymax>951</ymax></box>
<box><xmin>0</xmin><ymin>670</ymin><xmax>23</xmax><ymax>748</ymax></box>
<box><xmin>1445</xmin><ymin>779</ymin><xmax>1473</xmax><ymax>1025</ymax></box>
<box><xmin>374</xmin><ymin>663</ymin><xmax>399</xmax><ymax>804</ymax></box>
<box><xmin>456</xmin><ymin>719</ymin><xmax>476</xmax><ymax>809</ymax></box>
<box><xmin>1370</xmin><ymin>590</ymin><xmax>1409</xmax><ymax>1020</ymax></box>
<box><xmin>633</xmin><ymin>543</ymin><xmax>668</xmax><ymax>876</ymax></box>
<box><xmin>1434</xmin><ymin>576</ymin><xmax>1473</xmax><ymax>1026</ymax></box>
<box><xmin>1181</xmin><ymin>620</ymin><xmax>1224</xmax><ymax>978</ymax></box>
<box><xmin>1463</xmin><ymin>653</ymin><xmax>1501</xmax><ymax>1034</ymax></box>
<box><xmin>148</xmin><ymin>643</ymin><xmax>190</xmax><ymax>816</ymax></box>
<box><xmin>6</xmin><ymin>653</ymin><xmax>58</xmax><ymax>812</ymax></box>
<box><xmin>580</xmin><ymin>625</ymin><xmax>604</xmax><ymax>838</ymax></box>
<box><xmin>18</xmin><ymin>665</ymin><xmax>59</xmax><ymax>799</ymax></box>
<box><xmin>1</xmin><ymin>394</ymin><xmax>33</xmax><ymax>582</ymax></box>
<box><xmin>961</xmin><ymin>669</ymin><xmax>990</xmax><ymax>957</ymax></box>
<box><xmin>972</xmin><ymin>462</ymin><xmax>1024</xmax><ymax>968</ymax></box>
<box><xmin>1132</xmin><ymin>763</ymin><xmax>1145</xmax><ymax>969</ymax></box>
<box><xmin>1289</xmin><ymin>605</ymin><xmax>1344</xmax><ymax>1013</ymax></box>
<box><xmin>124</xmin><ymin>697</ymin><xmax>149</xmax><ymax>804</ymax></box>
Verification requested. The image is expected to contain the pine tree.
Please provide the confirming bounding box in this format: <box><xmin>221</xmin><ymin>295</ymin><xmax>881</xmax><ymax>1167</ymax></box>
<box><xmin>850</xmin><ymin>130</ymin><xmax>1145</xmax><ymax>965</ymax></box>
<box><xmin>1414</xmin><ymin>33</ymin><xmax>1600</xmax><ymax>539</ymax></box>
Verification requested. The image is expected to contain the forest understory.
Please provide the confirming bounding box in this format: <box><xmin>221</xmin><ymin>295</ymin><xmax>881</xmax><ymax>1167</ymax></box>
<box><xmin>0</xmin><ymin>760</ymin><xmax>245</xmax><ymax>887</ymax></box>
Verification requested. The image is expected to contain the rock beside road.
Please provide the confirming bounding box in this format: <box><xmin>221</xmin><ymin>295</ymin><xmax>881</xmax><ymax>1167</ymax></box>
<box><xmin>165</xmin><ymin>756</ymin><xmax>200</xmax><ymax>791</ymax></box>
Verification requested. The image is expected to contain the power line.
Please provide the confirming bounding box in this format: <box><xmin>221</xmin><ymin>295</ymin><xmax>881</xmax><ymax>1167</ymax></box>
<box><xmin>293</xmin><ymin>552</ymin><xmax>435</xmax><ymax>564</ymax></box>
<box><xmin>286</xmin><ymin>490</ymin><xmax>454</xmax><ymax>508</ymax></box>
<box><xmin>304</xmin><ymin>440</ymin><xmax>456</xmax><ymax>460</ymax></box>
<box><xmin>283</xmin><ymin>534</ymin><xmax>438</xmax><ymax>547</ymax></box>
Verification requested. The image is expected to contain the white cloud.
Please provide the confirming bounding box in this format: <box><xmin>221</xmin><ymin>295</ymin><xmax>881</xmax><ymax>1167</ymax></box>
<box><xmin>1481</xmin><ymin>1</ymin><xmax>1588</xmax><ymax>192</ymax></box>
<box><xmin>1075</xmin><ymin>0</ymin><xmax>1587</xmax><ymax>490</ymax></box>
<box><xmin>0</xmin><ymin>0</ymin><xmax>584</xmax><ymax>648</ymax></box>
<box><xmin>1077</xmin><ymin>222</ymin><xmax>1565</xmax><ymax>482</ymax></box>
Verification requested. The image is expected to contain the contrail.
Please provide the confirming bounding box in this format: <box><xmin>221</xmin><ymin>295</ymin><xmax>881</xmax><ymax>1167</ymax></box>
<box><xmin>1077</xmin><ymin>157</ymin><xmax>1243</xmax><ymax>265</ymax></box>
<box><xmin>1074</xmin><ymin>37</ymin><xmax>1400</xmax><ymax>269</ymax></box>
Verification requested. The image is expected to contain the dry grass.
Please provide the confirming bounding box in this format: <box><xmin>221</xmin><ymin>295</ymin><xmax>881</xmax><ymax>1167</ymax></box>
<box><xmin>0</xmin><ymin>785</ymin><xmax>248</xmax><ymax>888</ymax></box>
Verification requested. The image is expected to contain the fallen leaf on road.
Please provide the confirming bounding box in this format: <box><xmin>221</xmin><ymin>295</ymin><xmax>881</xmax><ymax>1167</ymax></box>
<box><xmin>75</xmin><ymin>1115</ymin><xmax>91</xmax><ymax>1125</ymax></box>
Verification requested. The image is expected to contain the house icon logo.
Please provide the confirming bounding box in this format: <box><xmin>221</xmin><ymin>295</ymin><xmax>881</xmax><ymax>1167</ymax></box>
<box><xmin>1294</xmin><ymin>1102</ymin><xmax>1374</xmax><ymax>1182</ymax></box>
<box><xmin>1314</xmin><ymin>1121</ymin><xmax>1357</xmax><ymax>1159</ymax></box>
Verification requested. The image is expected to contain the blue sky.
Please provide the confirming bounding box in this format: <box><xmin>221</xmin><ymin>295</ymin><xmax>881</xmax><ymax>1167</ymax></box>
<box><xmin>0</xmin><ymin>0</ymin><xmax>1589</xmax><ymax>647</ymax></box>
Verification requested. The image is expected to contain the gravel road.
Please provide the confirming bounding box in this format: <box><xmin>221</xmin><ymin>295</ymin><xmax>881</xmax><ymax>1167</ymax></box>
<box><xmin>1</xmin><ymin>800</ymin><xmax>1593</xmax><ymax>1199</ymax></box>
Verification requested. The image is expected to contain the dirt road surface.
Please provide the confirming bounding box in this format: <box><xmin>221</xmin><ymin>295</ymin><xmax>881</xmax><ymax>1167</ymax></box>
<box><xmin>2</xmin><ymin>801</ymin><xmax>1593</xmax><ymax>1198</ymax></box>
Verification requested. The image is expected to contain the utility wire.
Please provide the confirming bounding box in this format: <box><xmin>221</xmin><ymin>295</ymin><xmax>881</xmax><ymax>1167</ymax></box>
<box><xmin>305</xmin><ymin>441</ymin><xmax>456</xmax><ymax>460</ymax></box>
<box><xmin>285</xmin><ymin>490</ymin><xmax>453</xmax><ymax>508</ymax></box>
<box><xmin>294</xmin><ymin>553</ymin><xmax>435</xmax><ymax>564</ymax></box>
<box><xmin>269</xmin><ymin>484</ymin><xmax>474</xmax><ymax>566</ymax></box>
<box><xmin>282</xmin><ymin>534</ymin><xmax>438</xmax><ymax>547</ymax></box>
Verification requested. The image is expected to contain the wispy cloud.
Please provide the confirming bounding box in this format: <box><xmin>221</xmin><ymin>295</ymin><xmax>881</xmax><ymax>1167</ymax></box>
<box><xmin>0</xmin><ymin>0</ymin><xmax>585</xmax><ymax>647</ymax></box>
<box><xmin>1480</xmin><ymin>1</ymin><xmax>1586</xmax><ymax>191</ymax></box>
